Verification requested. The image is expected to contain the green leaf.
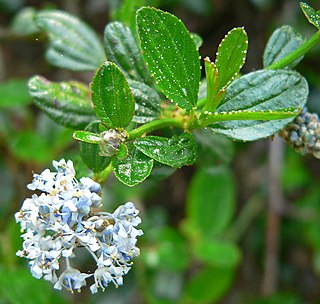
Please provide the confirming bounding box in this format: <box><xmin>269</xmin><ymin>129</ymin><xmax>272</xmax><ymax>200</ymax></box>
<box><xmin>136</xmin><ymin>7</ymin><xmax>201</xmax><ymax>110</ymax></box>
<box><xmin>111</xmin><ymin>0</ymin><xmax>158</xmax><ymax>35</ymax></box>
<box><xmin>11</xmin><ymin>7</ymin><xmax>40</xmax><ymax>35</ymax></box>
<box><xmin>0</xmin><ymin>79</ymin><xmax>31</xmax><ymax>108</ymax></box>
<box><xmin>203</xmin><ymin>28</ymin><xmax>248</xmax><ymax>112</ymax></box>
<box><xmin>300</xmin><ymin>2</ymin><xmax>320</xmax><ymax>29</ymax></box>
<box><xmin>91</xmin><ymin>62</ymin><xmax>135</xmax><ymax>127</ymax></box>
<box><xmin>73</xmin><ymin>130</ymin><xmax>101</xmax><ymax>144</ymax></box>
<box><xmin>214</xmin><ymin>27</ymin><xmax>248</xmax><ymax>92</ymax></box>
<box><xmin>79</xmin><ymin>121</ymin><xmax>111</xmax><ymax>173</ymax></box>
<box><xmin>183</xmin><ymin>266</ymin><xmax>235</xmax><ymax>304</ymax></box>
<box><xmin>150</xmin><ymin>161</ymin><xmax>176</xmax><ymax>181</ymax></box>
<box><xmin>0</xmin><ymin>267</ymin><xmax>67</xmax><ymax>304</ymax></box>
<box><xmin>263</xmin><ymin>25</ymin><xmax>305</xmax><ymax>68</ymax></box>
<box><xmin>117</xmin><ymin>143</ymin><xmax>129</xmax><ymax>159</ymax></box>
<box><xmin>203</xmin><ymin>58</ymin><xmax>225</xmax><ymax>111</ymax></box>
<box><xmin>134</xmin><ymin>133</ymin><xmax>197</xmax><ymax>168</ymax></box>
<box><xmin>202</xmin><ymin>108</ymin><xmax>299</xmax><ymax>125</ymax></box>
<box><xmin>193</xmin><ymin>239</ymin><xmax>241</xmax><ymax>268</ymax></box>
<box><xmin>211</xmin><ymin>69</ymin><xmax>308</xmax><ymax>141</ymax></box>
<box><xmin>9</xmin><ymin>130</ymin><xmax>54</xmax><ymax>163</ymax></box>
<box><xmin>104</xmin><ymin>22</ymin><xmax>152</xmax><ymax>85</ymax></box>
<box><xmin>191</xmin><ymin>32</ymin><xmax>203</xmax><ymax>49</ymax></box>
<box><xmin>187</xmin><ymin>167</ymin><xmax>235</xmax><ymax>237</ymax></box>
<box><xmin>198</xmin><ymin>78</ymin><xmax>207</xmax><ymax>101</ymax></box>
<box><xmin>151</xmin><ymin>227</ymin><xmax>189</xmax><ymax>271</ymax></box>
<box><xmin>157</xmin><ymin>227</ymin><xmax>189</xmax><ymax>271</ymax></box>
<box><xmin>28</xmin><ymin>76</ymin><xmax>96</xmax><ymax>129</ymax></box>
<box><xmin>35</xmin><ymin>10</ymin><xmax>105</xmax><ymax>71</ymax></box>
<box><xmin>129</xmin><ymin>80</ymin><xmax>161</xmax><ymax>123</ymax></box>
<box><xmin>193</xmin><ymin>129</ymin><xmax>234</xmax><ymax>165</ymax></box>
<box><xmin>112</xmin><ymin>143</ymin><xmax>153</xmax><ymax>186</ymax></box>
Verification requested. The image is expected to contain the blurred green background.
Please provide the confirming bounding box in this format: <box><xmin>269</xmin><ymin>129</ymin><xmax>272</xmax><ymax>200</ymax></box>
<box><xmin>1</xmin><ymin>0</ymin><xmax>320</xmax><ymax>303</ymax></box>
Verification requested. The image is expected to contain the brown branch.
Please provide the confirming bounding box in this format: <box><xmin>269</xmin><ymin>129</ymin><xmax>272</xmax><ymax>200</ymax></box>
<box><xmin>261</xmin><ymin>135</ymin><xmax>285</xmax><ymax>296</ymax></box>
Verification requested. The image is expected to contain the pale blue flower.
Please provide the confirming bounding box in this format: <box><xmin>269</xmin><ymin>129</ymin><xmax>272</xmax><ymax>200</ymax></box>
<box><xmin>15</xmin><ymin>159</ymin><xmax>143</xmax><ymax>293</ymax></box>
<box><xmin>54</xmin><ymin>266</ymin><xmax>91</xmax><ymax>293</ymax></box>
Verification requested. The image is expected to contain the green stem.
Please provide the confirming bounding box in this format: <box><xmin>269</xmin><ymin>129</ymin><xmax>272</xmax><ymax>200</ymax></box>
<box><xmin>196</xmin><ymin>108</ymin><xmax>299</xmax><ymax>129</ymax></box>
<box><xmin>266</xmin><ymin>30</ymin><xmax>320</xmax><ymax>70</ymax></box>
<box><xmin>196</xmin><ymin>97</ymin><xmax>207</xmax><ymax>108</ymax></box>
<box><xmin>93</xmin><ymin>163</ymin><xmax>113</xmax><ymax>184</ymax></box>
<box><xmin>128</xmin><ymin>118</ymin><xmax>184</xmax><ymax>140</ymax></box>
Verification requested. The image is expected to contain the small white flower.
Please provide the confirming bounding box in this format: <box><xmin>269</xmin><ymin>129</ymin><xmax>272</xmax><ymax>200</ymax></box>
<box><xmin>15</xmin><ymin>159</ymin><xmax>143</xmax><ymax>293</ymax></box>
<box><xmin>90</xmin><ymin>264</ymin><xmax>126</xmax><ymax>293</ymax></box>
<box><xmin>54</xmin><ymin>266</ymin><xmax>91</xmax><ymax>293</ymax></box>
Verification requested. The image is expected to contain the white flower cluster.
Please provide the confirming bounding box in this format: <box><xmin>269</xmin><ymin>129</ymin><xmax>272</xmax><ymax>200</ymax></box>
<box><xmin>15</xmin><ymin>159</ymin><xmax>143</xmax><ymax>293</ymax></box>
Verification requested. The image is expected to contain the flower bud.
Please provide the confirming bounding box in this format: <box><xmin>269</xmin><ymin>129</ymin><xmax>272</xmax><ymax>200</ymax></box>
<box><xmin>99</xmin><ymin>129</ymin><xmax>128</xmax><ymax>157</ymax></box>
<box><xmin>279</xmin><ymin>107</ymin><xmax>320</xmax><ymax>158</ymax></box>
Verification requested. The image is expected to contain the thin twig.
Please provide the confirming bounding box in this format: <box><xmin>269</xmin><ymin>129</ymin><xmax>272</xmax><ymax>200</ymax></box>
<box><xmin>261</xmin><ymin>135</ymin><xmax>285</xmax><ymax>296</ymax></box>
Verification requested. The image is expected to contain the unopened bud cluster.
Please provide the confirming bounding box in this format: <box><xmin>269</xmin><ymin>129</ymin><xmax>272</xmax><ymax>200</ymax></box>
<box><xmin>15</xmin><ymin>159</ymin><xmax>143</xmax><ymax>293</ymax></box>
<box><xmin>279</xmin><ymin>107</ymin><xmax>320</xmax><ymax>158</ymax></box>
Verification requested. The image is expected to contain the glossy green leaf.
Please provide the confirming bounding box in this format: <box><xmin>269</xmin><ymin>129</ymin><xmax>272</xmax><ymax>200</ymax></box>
<box><xmin>0</xmin><ymin>79</ymin><xmax>31</xmax><ymax>108</ymax></box>
<box><xmin>137</xmin><ymin>7</ymin><xmax>201</xmax><ymax>110</ymax></box>
<box><xmin>263</xmin><ymin>25</ymin><xmax>305</xmax><ymax>68</ymax></box>
<box><xmin>203</xmin><ymin>28</ymin><xmax>247</xmax><ymax>112</ymax></box>
<box><xmin>214</xmin><ymin>27</ymin><xmax>248</xmax><ymax>92</ymax></box>
<box><xmin>79</xmin><ymin>121</ymin><xmax>111</xmax><ymax>173</ymax></box>
<box><xmin>35</xmin><ymin>10</ymin><xmax>105</xmax><ymax>71</ymax></box>
<box><xmin>193</xmin><ymin>239</ymin><xmax>241</xmax><ymax>268</ymax></box>
<box><xmin>211</xmin><ymin>69</ymin><xmax>308</xmax><ymax>141</ymax></box>
<box><xmin>203</xmin><ymin>58</ymin><xmax>225</xmax><ymax>112</ymax></box>
<box><xmin>187</xmin><ymin>167</ymin><xmax>235</xmax><ymax>237</ymax></box>
<box><xmin>104</xmin><ymin>22</ymin><xmax>152</xmax><ymax>85</ymax></box>
<box><xmin>183</xmin><ymin>266</ymin><xmax>235</xmax><ymax>304</ymax></box>
<box><xmin>28</xmin><ymin>76</ymin><xmax>96</xmax><ymax>129</ymax></box>
<box><xmin>112</xmin><ymin>143</ymin><xmax>153</xmax><ymax>186</ymax></box>
<box><xmin>300</xmin><ymin>2</ymin><xmax>320</xmax><ymax>29</ymax></box>
<box><xmin>117</xmin><ymin>143</ymin><xmax>129</xmax><ymax>159</ymax></box>
<box><xmin>129</xmin><ymin>80</ymin><xmax>161</xmax><ymax>123</ymax></box>
<box><xmin>73</xmin><ymin>130</ymin><xmax>100</xmax><ymax>144</ymax></box>
<box><xmin>91</xmin><ymin>62</ymin><xmax>135</xmax><ymax>127</ymax></box>
<box><xmin>134</xmin><ymin>133</ymin><xmax>197</xmax><ymax>168</ymax></box>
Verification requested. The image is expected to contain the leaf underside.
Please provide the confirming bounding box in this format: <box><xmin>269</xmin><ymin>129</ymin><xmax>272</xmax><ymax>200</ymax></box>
<box><xmin>28</xmin><ymin>76</ymin><xmax>96</xmax><ymax>129</ymax></box>
<box><xmin>263</xmin><ymin>25</ymin><xmax>305</xmax><ymax>68</ymax></box>
<box><xmin>211</xmin><ymin>69</ymin><xmax>309</xmax><ymax>141</ymax></box>
<box><xmin>129</xmin><ymin>80</ymin><xmax>161</xmax><ymax>123</ymax></box>
<box><xmin>35</xmin><ymin>10</ymin><xmax>105</xmax><ymax>71</ymax></box>
<box><xmin>104</xmin><ymin>21</ymin><xmax>152</xmax><ymax>85</ymax></box>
